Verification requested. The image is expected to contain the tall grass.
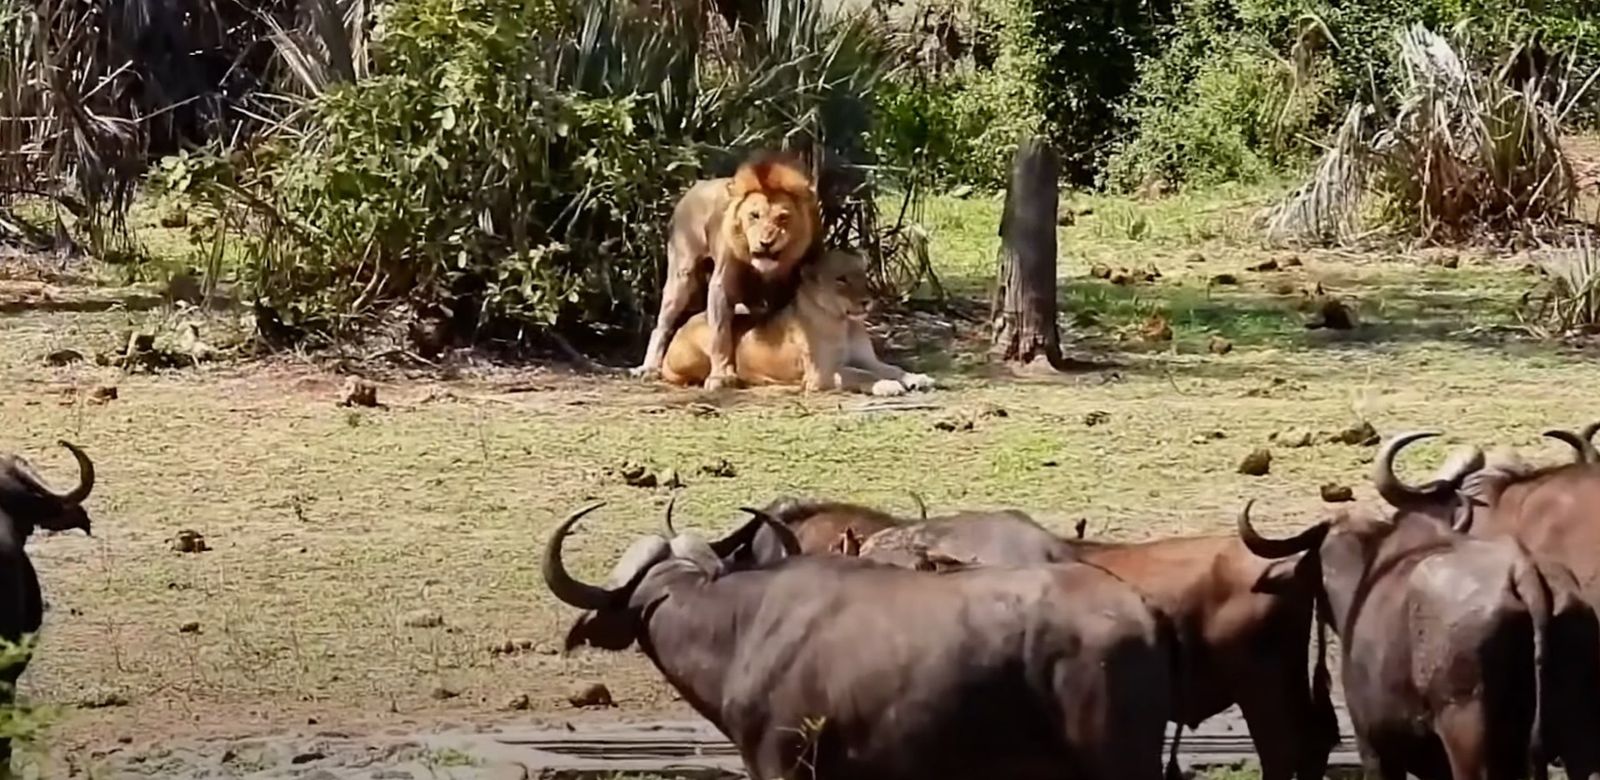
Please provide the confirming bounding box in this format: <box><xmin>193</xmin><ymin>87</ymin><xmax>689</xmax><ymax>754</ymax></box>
<box><xmin>1267</xmin><ymin>25</ymin><xmax>1594</xmax><ymax>246</ymax></box>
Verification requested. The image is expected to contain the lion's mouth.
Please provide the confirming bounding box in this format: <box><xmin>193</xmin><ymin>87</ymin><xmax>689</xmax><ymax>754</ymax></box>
<box><xmin>749</xmin><ymin>254</ymin><xmax>780</xmax><ymax>274</ymax></box>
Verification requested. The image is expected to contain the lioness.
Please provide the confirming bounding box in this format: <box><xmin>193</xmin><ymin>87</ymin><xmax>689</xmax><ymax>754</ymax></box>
<box><xmin>661</xmin><ymin>251</ymin><xmax>934</xmax><ymax>396</ymax></box>
<box><xmin>634</xmin><ymin>153</ymin><xmax>824</xmax><ymax>390</ymax></box>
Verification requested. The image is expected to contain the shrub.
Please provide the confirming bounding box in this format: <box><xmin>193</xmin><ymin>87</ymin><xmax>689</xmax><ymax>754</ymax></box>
<box><xmin>191</xmin><ymin>0</ymin><xmax>897</xmax><ymax>345</ymax></box>
<box><xmin>1524</xmin><ymin>234</ymin><xmax>1600</xmax><ymax>336</ymax></box>
<box><xmin>1267</xmin><ymin>26</ymin><xmax>1582</xmax><ymax>245</ymax></box>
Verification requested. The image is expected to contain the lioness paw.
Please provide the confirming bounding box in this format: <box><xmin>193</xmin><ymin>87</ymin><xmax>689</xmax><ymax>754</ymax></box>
<box><xmin>705</xmin><ymin>374</ymin><xmax>745</xmax><ymax>391</ymax></box>
<box><xmin>870</xmin><ymin>379</ymin><xmax>908</xmax><ymax>397</ymax></box>
<box><xmin>900</xmin><ymin>373</ymin><xmax>936</xmax><ymax>391</ymax></box>
<box><xmin>629</xmin><ymin>365</ymin><xmax>661</xmax><ymax>381</ymax></box>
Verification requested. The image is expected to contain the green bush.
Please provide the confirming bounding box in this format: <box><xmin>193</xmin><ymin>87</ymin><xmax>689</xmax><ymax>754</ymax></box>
<box><xmin>189</xmin><ymin>0</ymin><xmax>894</xmax><ymax>344</ymax></box>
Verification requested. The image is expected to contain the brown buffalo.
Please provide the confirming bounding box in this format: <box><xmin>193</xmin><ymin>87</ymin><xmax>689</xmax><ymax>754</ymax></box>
<box><xmin>1374</xmin><ymin>428</ymin><xmax>1600</xmax><ymax>607</ymax></box>
<box><xmin>806</xmin><ymin>500</ymin><xmax>1334</xmax><ymax>780</ymax></box>
<box><xmin>548</xmin><ymin>502</ymin><xmax>1178</xmax><ymax>780</ymax></box>
<box><xmin>0</xmin><ymin>441</ymin><xmax>95</xmax><ymax>771</ymax></box>
<box><xmin>1239</xmin><ymin>486</ymin><xmax>1600</xmax><ymax>780</ymax></box>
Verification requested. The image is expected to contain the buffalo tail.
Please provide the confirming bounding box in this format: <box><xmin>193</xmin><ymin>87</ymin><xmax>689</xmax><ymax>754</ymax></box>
<box><xmin>1514</xmin><ymin>560</ymin><xmax>1552</xmax><ymax>780</ymax></box>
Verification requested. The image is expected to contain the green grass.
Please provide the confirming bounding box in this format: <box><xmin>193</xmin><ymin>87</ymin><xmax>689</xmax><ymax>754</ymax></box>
<box><xmin>5</xmin><ymin>178</ymin><xmax>1599</xmax><ymax>770</ymax></box>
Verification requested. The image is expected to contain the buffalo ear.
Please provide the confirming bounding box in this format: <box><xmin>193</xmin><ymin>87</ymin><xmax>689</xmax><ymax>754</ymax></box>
<box><xmin>1252</xmin><ymin>556</ymin><xmax>1306</xmax><ymax>594</ymax></box>
<box><xmin>830</xmin><ymin>528</ymin><xmax>861</xmax><ymax>556</ymax></box>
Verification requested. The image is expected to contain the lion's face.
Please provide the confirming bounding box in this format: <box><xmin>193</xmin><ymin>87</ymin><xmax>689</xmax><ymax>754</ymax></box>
<box><xmin>736</xmin><ymin>191</ymin><xmax>807</xmax><ymax>274</ymax></box>
<box><xmin>803</xmin><ymin>251</ymin><xmax>872</xmax><ymax>320</ymax></box>
<box><xmin>724</xmin><ymin>157</ymin><xmax>820</xmax><ymax>277</ymax></box>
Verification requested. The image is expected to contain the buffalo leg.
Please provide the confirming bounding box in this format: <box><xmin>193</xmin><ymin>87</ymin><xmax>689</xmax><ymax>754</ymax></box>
<box><xmin>1436</xmin><ymin>703</ymin><xmax>1494</xmax><ymax>780</ymax></box>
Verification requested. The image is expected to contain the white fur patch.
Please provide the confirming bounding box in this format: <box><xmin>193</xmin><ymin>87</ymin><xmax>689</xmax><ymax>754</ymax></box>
<box><xmin>900</xmin><ymin>373</ymin><xmax>935</xmax><ymax>391</ymax></box>
<box><xmin>870</xmin><ymin>379</ymin><xmax>908</xmax><ymax>397</ymax></box>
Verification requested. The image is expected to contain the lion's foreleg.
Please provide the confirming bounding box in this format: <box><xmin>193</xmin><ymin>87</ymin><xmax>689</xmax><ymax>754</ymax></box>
<box><xmin>704</xmin><ymin>264</ymin><xmax>745</xmax><ymax>390</ymax></box>
<box><xmin>635</xmin><ymin>239</ymin><xmax>703</xmax><ymax>378</ymax></box>
<box><xmin>846</xmin><ymin>326</ymin><xmax>934</xmax><ymax>391</ymax></box>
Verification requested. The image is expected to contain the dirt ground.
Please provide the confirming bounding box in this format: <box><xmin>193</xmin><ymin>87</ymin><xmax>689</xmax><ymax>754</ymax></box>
<box><xmin>4</xmin><ymin>169</ymin><xmax>1600</xmax><ymax>777</ymax></box>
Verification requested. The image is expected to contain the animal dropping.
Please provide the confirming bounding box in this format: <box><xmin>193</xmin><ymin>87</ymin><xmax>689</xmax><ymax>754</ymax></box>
<box><xmin>566</xmin><ymin>681</ymin><xmax>614</xmax><ymax>709</ymax></box>
<box><xmin>170</xmin><ymin>529</ymin><xmax>209</xmax><ymax>553</ymax></box>
<box><xmin>1238</xmin><ymin>448</ymin><xmax>1273</xmax><ymax>476</ymax></box>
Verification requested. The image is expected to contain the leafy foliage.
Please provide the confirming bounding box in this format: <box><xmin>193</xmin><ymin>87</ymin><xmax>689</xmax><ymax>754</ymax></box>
<box><xmin>183</xmin><ymin>0</ymin><xmax>899</xmax><ymax>345</ymax></box>
<box><xmin>1267</xmin><ymin>26</ymin><xmax>1585</xmax><ymax>245</ymax></box>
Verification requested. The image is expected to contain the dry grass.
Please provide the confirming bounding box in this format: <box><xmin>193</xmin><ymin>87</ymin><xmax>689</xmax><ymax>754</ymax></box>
<box><xmin>4</xmin><ymin>171</ymin><xmax>1600</xmax><ymax>773</ymax></box>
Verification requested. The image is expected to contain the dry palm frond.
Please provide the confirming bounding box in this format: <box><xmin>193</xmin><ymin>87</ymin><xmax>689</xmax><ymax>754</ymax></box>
<box><xmin>1525</xmin><ymin>231</ymin><xmax>1600</xmax><ymax>335</ymax></box>
<box><xmin>1265</xmin><ymin>102</ymin><xmax>1368</xmax><ymax>245</ymax></box>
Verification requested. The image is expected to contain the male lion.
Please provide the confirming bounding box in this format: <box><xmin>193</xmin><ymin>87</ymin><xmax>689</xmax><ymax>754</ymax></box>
<box><xmin>661</xmin><ymin>250</ymin><xmax>934</xmax><ymax>396</ymax></box>
<box><xmin>633</xmin><ymin>153</ymin><xmax>823</xmax><ymax>389</ymax></box>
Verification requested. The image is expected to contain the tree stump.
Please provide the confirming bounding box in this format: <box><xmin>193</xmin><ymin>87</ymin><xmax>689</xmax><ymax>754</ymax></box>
<box><xmin>992</xmin><ymin>138</ymin><xmax>1069</xmax><ymax>367</ymax></box>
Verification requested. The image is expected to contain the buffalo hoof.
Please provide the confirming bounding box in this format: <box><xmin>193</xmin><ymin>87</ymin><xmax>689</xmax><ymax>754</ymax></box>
<box><xmin>900</xmin><ymin>373</ymin><xmax>936</xmax><ymax>391</ymax></box>
<box><xmin>705</xmin><ymin>375</ymin><xmax>745</xmax><ymax>391</ymax></box>
<box><xmin>870</xmin><ymin>379</ymin><xmax>908</xmax><ymax>397</ymax></box>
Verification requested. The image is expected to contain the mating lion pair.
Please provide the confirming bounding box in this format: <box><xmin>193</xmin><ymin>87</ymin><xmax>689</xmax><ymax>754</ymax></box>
<box><xmin>635</xmin><ymin>154</ymin><xmax>932</xmax><ymax>397</ymax></box>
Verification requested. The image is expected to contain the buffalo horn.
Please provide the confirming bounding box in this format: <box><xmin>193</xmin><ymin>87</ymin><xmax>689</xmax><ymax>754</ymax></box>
<box><xmin>1583</xmin><ymin>421</ymin><xmax>1600</xmax><ymax>447</ymax></box>
<box><xmin>1237</xmin><ymin>500</ymin><xmax>1329</xmax><ymax>559</ymax></box>
<box><xmin>908</xmin><ymin>491</ymin><xmax>928</xmax><ymax>521</ymax></box>
<box><xmin>10</xmin><ymin>441</ymin><xmax>96</xmax><ymax>504</ymax></box>
<box><xmin>1373</xmin><ymin>431</ymin><xmax>1462</xmax><ymax>509</ymax></box>
<box><xmin>1450</xmin><ymin>492</ymin><xmax>1476</xmax><ymax>533</ymax></box>
<box><xmin>661</xmin><ymin>494</ymin><xmax>679</xmax><ymax>537</ymax></box>
<box><xmin>1545</xmin><ymin>428</ymin><xmax>1600</xmax><ymax>465</ymax></box>
<box><xmin>741</xmin><ymin>507</ymin><xmax>802</xmax><ymax>556</ymax></box>
<box><xmin>543</xmin><ymin>503</ymin><xmax>625</xmax><ymax>611</ymax></box>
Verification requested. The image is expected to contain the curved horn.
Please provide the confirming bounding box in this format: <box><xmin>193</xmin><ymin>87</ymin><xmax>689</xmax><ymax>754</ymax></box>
<box><xmin>1373</xmin><ymin>431</ymin><xmax>1452</xmax><ymax>509</ymax></box>
<box><xmin>741</xmin><ymin>507</ymin><xmax>801</xmax><ymax>556</ymax></box>
<box><xmin>1544</xmin><ymin>429</ymin><xmax>1599</xmax><ymax>465</ymax></box>
<box><xmin>1582</xmin><ymin>421</ymin><xmax>1600</xmax><ymax>447</ymax></box>
<box><xmin>1237</xmin><ymin>500</ymin><xmax>1329</xmax><ymax>560</ymax></box>
<box><xmin>57</xmin><ymin>441</ymin><xmax>94</xmax><ymax>504</ymax></box>
<box><xmin>908</xmin><ymin>491</ymin><xmax>928</xmax><ymax>521</ymax></box>
<box><xmin>661</xmin><ymin>494</ymin><xmax>679</xmax><ymax>537</ymax></box>
<box><xmin>1450</xmin><ymin>492</ymin><xmax>1476</xmax><ymax>533</ymax></box>
<box><xmin>543</xmin><ymin>503</ymin><xmax>625</xmax><ymax>611</ymax></box>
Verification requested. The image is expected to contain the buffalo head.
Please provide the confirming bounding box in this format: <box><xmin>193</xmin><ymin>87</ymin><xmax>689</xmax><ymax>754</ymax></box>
<box><xmin>1371</xmin><ymin>431</ymin><xmax>1483</xmax><ymax>523</ymax></box>
<box><xmin>0</xmin><ymin>441</ymin><xmax>96</xmax><ymax>537</ymax></box>
<box><xmin>547</xmin><ymin>498</ymin><xmax>799</xmax><ymax>652</ymax></box>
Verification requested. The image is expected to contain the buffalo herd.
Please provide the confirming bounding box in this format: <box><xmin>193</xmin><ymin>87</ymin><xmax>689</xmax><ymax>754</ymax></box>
<box><xmin>546</xmin><ymin>424</ymin><xmax>1600</xmax><ymax>780</ymax></box>
<box><xmin>5</xmin><ymin>424</ymin><xmax>1599</xmax><ymax>779</ymax></box>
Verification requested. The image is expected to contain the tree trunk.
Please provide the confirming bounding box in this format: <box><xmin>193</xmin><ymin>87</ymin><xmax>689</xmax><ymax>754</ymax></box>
<box><xmin>991</xmin><ymin>137</ymin><xmax>1067</xmax><ymax>367</ymax></box>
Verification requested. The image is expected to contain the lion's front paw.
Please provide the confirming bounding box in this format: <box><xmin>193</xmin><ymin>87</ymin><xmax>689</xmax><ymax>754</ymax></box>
<box><xmin>629</xmin><ymin>365</ymin><xmax>661</xmax><ymax>381</ymax></box>
<box><xmin>870</xmin><ymin>379</ymin><xmax>908</xmax><ymax>397</ymax></box>
<box><xmin>899</xmin><ymin>373</ymin><xmax>936</xmax><ymax>392</ymax></box>
<box><xmin>705</xmin><ymin>374</ymin><xmax>745</xmax><ymax>391</ymax></box>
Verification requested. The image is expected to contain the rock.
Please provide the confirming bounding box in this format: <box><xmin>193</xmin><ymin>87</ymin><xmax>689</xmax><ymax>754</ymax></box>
<box><xmin>88</xmin><ymin>386</ymin><xmax>118</xmax><ymax>405</ymax></box>
<box><xmin>504</xmin><ymin>693</ymin><xmax>531</xmax><ymax>711</ymax></box>
<box><xmin>401</xmin><ymin>609</ymin><xmax>444</xmax><ymax>629</ymax></box>
<box><xmin>170</xmin><ymin>530</ymin><xmax>209</xmax><ymax>554</ymax></box>
<box><xmin>1210</xmin><ymin>273</ymin><xmax>1239</xmax><ymax>286</ymax></box>
<box><xmin>1321</xmin><ymin>484</ymin><xmax>1355</xmax><ymax>503</ymax></box>
<box><xmin>1056</xmin><ymin>209</ymin><xmax>1076</xmax><ymax>227</ymax></box>
<box><xmin>1330</xmin><ymin>421</ymin><xmax>1380</xmax><ymax>447</ymax></box>
<box><xmin>699</xmin><ymin>458</ymin><xmax>737</xmax><ymax>479</ymax></box>
<box><xmin>340</xmin><ymin>378</ymin><xmax>380</xmax><ymax>408</ymax></box>
<box><xmin>1083</xmin><ymin>410</ymin><xmax>1111</xmax><ymax>427</ymax></box>
<box><xmin>567</xmin><ymin>682</ymin><xmax>614</xmax><ymax>709</ymax></box>
<box><xmin>290</xmin><ymin>751</ymin><xmax>325</xmax><ymax>765</ymax></box>
<box><xmin>615</xmin><ymin>462</ymin><xmax>657</xmax><ymax>488</ymax></box>
<box><xmin>76</xmin><ymin>690</ymin><xmax>130</xmax><ymax>709</ymax></box>
<box><xmin>1247</xmin><ymin>259</ymin><xmax>1281</xmax><ymax>272</ymax></box>
<box><xmin>45</xmin><ymin>349</ymin><xmax>84</xmax><ymax>367</ymax></box>
<box><xmin>430</xmin><ymin>686</ymin><xmax>459</xmax><ymax>701</ymax></box>
<box><xmin>1238</xmin><ymin>449</ymin><xmax>1273</xmax><ymax>476</ymax></box>
<box><xmin>1208</xmin><ymin>336</ymin><xmax>1234</xmax><ymax>355</ymax></box>
<box><xmin>1089</xmin><ymin>263</ymin><xmax>1113</xmax><ymax>280</ymax></box>
<box><xmin>1272</xmin><ymin>429</ymin><xmax>1313</xmax><ymax>448</ymax></box>
<box><xmin>178</xmin><ymin>621</ymin><xmax>201</xmax><ymax>634</ymax></box>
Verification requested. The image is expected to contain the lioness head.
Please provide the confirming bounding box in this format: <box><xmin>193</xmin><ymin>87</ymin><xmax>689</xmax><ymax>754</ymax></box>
<box><xmin>724</xmin><ymin>155</ymin><xmax>820</xmax><ymax>276</ymax></box>
<box><xmin>800</xmin><ymin>250</ymin><xmax>872</xmax><ymax>321</ymax></box>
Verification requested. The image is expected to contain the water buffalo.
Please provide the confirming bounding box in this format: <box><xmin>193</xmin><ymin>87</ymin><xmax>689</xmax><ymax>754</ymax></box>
<box><xmin>1374</xmin><ymin>428</ymin><xmax>1600</xmax><ymax>606</ymax></box>
<box><xmin>0</xmin><ymin>441</ymin><xmax>95</xmax><ymax>769</ymax></box>
<box><xmin>547</xmin><ymin>502</ymin><xmax>1179</xmax><ymax>780</ymax></box>
<box><xmin>819</xmin><ymin>504</ymin><xmax>1333</xmax><ymax>780</ymax></box>
<box><xmin>1239</xmin><ymin>487</ymin><xmax>1600</xmax><ymax>780</ymax></box>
